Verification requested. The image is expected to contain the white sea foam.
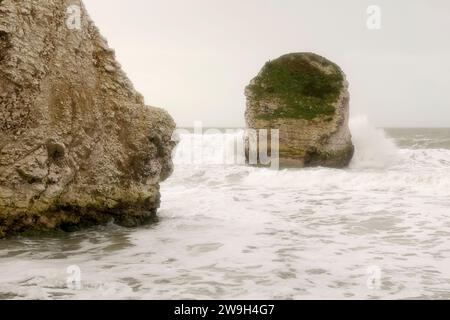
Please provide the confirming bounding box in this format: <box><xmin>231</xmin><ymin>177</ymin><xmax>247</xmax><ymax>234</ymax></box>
<box><xmin>1</xmin><ymin>117</ymin><xmax>449</xmax><ymax>300</ymax></box>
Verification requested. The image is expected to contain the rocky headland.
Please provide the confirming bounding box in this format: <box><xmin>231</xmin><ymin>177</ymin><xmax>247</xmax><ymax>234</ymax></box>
<box><xmin>0</xmin><ymin>0</ymin><xmax>176</xmax><ymax>237</ymax></box>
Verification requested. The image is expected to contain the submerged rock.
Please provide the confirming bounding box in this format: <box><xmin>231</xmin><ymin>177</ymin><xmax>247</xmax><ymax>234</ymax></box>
<box><xmin>0</xmin><ymin>0</ymin><xmax>176</xmax><ymax>237</ymax></box>
<box><xmin>245</xmin><ymin>52</ymin><xmax>354</xmax><ymax>168</ymax></box>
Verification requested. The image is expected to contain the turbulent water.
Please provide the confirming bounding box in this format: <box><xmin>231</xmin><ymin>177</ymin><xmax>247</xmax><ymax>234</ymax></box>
<box><xmin>1</xmin><ymin>117</ymin><xmax>450</xmax><ymax>300</ymax></box>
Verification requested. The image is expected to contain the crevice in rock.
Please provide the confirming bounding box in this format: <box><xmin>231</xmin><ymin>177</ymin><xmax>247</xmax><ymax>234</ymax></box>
<box><xmin>0</xmin><ymin>30</ymin><xmax>10</xmax><ymax>62</ymax></box>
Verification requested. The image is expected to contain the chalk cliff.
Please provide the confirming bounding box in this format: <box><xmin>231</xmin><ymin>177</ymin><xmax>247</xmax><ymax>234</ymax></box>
<box><xmin>245</xmin><ymin>53</ymin><xmax>354</xmax><ymax>168</ymax></box>
<box><xmin>0</xmin><ymin>0</ymin><xmax>176</xmax><ymax>237</ymax></box>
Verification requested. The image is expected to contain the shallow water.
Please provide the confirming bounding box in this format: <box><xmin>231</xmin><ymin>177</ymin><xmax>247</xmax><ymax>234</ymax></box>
<box><xmin>1</xmin><ymin>118</ymin><xmax>450</xmax><ymax>299</ymax></box>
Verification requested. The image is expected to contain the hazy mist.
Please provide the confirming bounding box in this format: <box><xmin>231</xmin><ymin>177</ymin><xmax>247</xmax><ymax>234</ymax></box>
<box><xmin>84</xmin><ymin>0</ymin><xmax>450</xmax><ymax>127</ymax></box>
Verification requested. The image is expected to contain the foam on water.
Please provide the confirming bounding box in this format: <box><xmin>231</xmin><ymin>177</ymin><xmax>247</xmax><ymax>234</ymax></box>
<box><xmin>1</xmin><ymin>117</ymin><xmax>449</xmax><ymax>299</ymax></box>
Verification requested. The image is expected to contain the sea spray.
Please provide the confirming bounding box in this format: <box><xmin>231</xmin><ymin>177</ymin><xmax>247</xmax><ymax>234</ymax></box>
<box><xmin>174</xmin><ymin>116</ymin><xmax>401</xmax><ymax>170</ymax></box>
<box><xmin>349</xmin><ymin>116</ymin><xmax>400</xmax><ymax>169</ymax></box>
<box><xmin>1</xmin><ymin>124</ymin><xmax>450</xmax><ymax>299</ymax></box>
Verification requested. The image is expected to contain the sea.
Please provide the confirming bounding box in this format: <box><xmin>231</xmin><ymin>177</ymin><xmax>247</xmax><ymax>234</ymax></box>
<box><xmin>1</xmin><ymin>116</ymin><xmax>449</xmax><ymax>299</ymax></box>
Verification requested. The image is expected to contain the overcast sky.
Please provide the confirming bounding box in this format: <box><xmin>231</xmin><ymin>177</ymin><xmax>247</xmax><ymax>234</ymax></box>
<box><xmin>84</xmin><ymin>0</ymin><xmax>450</xmax><ymax>127</ymax></box>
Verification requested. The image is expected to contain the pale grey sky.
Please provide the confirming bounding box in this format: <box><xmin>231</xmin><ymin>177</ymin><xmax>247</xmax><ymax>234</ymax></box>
<box><xmin>84</xmin><ymin>0</ymin><xmax>450</xmax><ymax>127</ymax></box>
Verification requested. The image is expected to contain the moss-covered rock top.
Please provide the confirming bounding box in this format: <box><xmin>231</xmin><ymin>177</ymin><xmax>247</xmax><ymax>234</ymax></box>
<box><xmin>248</xmin><ymin>53</ymin><xmax>344</xmax><ymax>120</ymax></box>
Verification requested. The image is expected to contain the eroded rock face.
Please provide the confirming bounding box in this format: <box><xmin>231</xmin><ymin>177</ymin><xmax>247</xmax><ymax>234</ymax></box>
<box><xmin>245</xmin><ymin>53</ymin><xmax>354</xmax><ymax>168</ymax></box>
<box><xmin>0</xmin><ymin>0</ymin><xmax>176</xmax><ymax>237</ymax></box>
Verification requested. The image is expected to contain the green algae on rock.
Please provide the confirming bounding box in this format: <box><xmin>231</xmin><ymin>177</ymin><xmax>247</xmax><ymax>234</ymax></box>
<box><xmin>245</xmin><ymin>52</ymin><xmax>354</xmax><ymax>168</ymax></box>
<box><xmin>248</xmin><ymin>53</ymin><xmax>344</xmax><ymax>120</ymax></box>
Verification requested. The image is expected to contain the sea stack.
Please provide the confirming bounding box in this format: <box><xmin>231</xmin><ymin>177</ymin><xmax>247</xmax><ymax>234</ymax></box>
<box><xmin>245</xmin><ymin>52</ymin><xmax>354</xmax><ymax>168</ymax></box>
<box><xmin>0</xmin><ymin>0</ymin><xmax>176</xmax><ymax>237</ymax></box>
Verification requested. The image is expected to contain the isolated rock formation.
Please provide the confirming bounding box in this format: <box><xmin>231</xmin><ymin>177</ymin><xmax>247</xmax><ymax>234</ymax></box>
<box><xmin>245</xmin><ymin>53</ymin><xmax>354</xmax><ymax>168</ymax></box>
<box><xmin>0</xmin><ymin>0</ymin><xmax>176</xmax><ymax>237</ymax></box>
